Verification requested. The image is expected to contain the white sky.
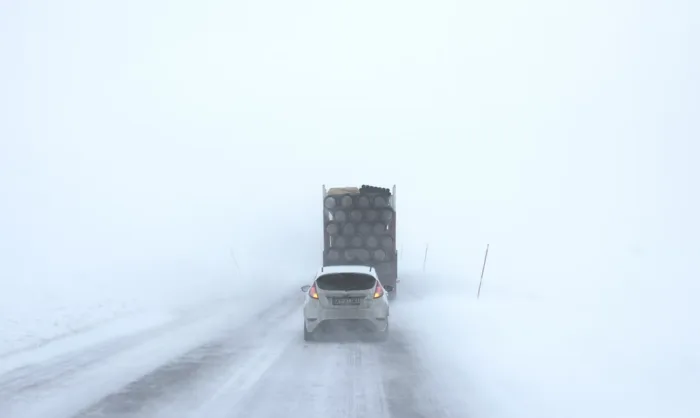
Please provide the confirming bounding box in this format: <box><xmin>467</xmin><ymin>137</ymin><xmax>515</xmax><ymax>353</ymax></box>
<box><xmin>1</xmin><ymin>1</ymin><xmax>698</xmax><ymax>294</ymax></box>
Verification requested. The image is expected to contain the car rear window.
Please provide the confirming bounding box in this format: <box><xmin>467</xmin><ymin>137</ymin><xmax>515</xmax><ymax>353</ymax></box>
<box><xmin>316</xmin><ymin>273</ymin><xmax>376</xmax><ymax>291</ymax></box>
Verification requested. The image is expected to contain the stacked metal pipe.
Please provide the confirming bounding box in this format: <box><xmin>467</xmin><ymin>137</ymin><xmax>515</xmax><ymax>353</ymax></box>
<box><xmin>324</xmin><ymin>189</ymin><xmax>394</xmax><ymax>264</ymax></box>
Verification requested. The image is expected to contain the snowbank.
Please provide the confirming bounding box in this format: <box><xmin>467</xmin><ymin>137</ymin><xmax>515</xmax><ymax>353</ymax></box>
<box><xmin>0</xmin><ymin>280</ymin><xmax>141</xmax><ymax>357</ymax></box>
<box><xmin>0</xmin><ymin>265</ymin><xmax>306</xmax><ymax>358</ymax></box>
<box><xmin>398</xmin><ymin>270</ymin><xmax>700</xmax><ymax>418</ymax></box>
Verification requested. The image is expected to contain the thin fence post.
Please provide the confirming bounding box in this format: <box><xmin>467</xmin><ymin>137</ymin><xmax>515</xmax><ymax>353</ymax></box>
<box><xmin>477</xmin><ymin>244</ymin><xmax>490</xmax><ymax>299</ymax></box>
<box><xmin>423</xmin><ymin>244</ymin><xmax>429</xmax><ymax>273</ymax></box>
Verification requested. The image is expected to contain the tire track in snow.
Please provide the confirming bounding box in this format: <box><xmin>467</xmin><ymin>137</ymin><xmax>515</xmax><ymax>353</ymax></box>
<box><xmin>76</xmin><ymin>318</ymin><xmax>462</xmax><ymax>417</ymax></box>
<box><xmin>74</xmin><ymin>295</ymin><xmax>304</xmax><ymax>418</ymax></box>
<box><xmin>208</xmin><ymin>335</ymin><xmax>389</xmax><ymax>418</ymax></box>
<box><xmin>378</xmin><ymin>327</ymin><xmax>455</xmax><ymax>418</ymax></box>
<box><xmin>226</xmin><ymin>326</ymin><xmax>449</xmax><ymax>418</ymax></box>
<box><xmin>9</xmin><ymin>279</ymin><xmax>470</xmax><ymax>418</ymax></box>
<box><xmin>0</xmin><ymin>292</ymin><xmax>299</xmax><ymax>397</ymax></box>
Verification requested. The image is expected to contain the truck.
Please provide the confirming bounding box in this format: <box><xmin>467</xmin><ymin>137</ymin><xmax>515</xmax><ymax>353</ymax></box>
<box><xmin>322</xmin><ymin>184</ymin><xmax>398</xmax><ymax>299</ymax></box>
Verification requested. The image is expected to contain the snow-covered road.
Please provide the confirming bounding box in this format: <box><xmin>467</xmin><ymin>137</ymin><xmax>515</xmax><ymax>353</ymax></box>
<box><xmin>0</xmin><ymin>285</ymin><xmax>464</xmax><ymax>418</ymax></box>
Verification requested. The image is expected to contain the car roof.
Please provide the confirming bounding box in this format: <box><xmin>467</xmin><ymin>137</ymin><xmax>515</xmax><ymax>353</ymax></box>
<box><xmin>315</xmin><ymin>265</ymin><xmax>378</xmax><ymax>279</ymax></box>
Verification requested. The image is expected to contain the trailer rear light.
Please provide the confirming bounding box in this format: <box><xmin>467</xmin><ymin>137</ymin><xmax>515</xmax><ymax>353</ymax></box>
<box><xmin>309</xmin><ymin>284</ymin><xmax>319</xmax><ymax>299</ymax></box>
<box><xmin>373</xmin><ymin>282</ymin><xmax>384</xmax><ymax>299</ymax></box>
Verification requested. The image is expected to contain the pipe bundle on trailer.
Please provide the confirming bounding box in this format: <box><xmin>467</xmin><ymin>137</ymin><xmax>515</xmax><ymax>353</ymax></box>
<box><xmin>324</xmin><ymin>185</ymin><xmax>395</xmax><ymax>264</ymax></box>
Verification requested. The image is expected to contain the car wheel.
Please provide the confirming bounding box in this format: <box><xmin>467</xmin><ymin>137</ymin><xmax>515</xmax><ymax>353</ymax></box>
<box><xmin>388</xmin><ymin>289</ymin><xmax>397</xmax><ymax>301</ymax></box>
<box><xmin>303</xmin><ymin>321</ymin><xmax>314</xmax><ymax>342</ymax></box>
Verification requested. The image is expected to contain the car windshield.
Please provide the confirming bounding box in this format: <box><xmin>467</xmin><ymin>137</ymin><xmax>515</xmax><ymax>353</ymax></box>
<box><xmin>316</xmin><ymin>273</ymin><xmax>376</xmax><ymax>291</ymax></box>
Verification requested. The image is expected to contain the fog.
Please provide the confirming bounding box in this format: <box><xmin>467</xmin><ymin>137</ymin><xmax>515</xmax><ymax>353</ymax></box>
<box><xmin>1</xmin><ymin>1</ymin><xmax>699</xmax><ymax>416</ymax></box>
<box><xmin>1</xmin><ymin>0</ymin><xmax>698</xmax><ymax>380</ymax></box>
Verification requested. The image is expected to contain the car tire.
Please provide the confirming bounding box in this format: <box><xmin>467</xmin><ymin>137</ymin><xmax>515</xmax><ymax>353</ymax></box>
<box><xmin>303</xmin><ymin>321</ymin><xmax>314</xmax><ymax>342</ymax></box>
<box><xmin>388</xmin><ymin>288</ymin><xmax>397</xmax><ymax>301</ymax></box>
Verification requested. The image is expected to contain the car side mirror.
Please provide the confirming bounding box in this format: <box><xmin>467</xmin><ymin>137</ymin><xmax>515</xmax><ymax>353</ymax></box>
<box><xmin>384</xmin><ymin>285</ymin><xmax>394</xmax><ymax>292</ymax></box>
<box><xmin>300</xmin><ymin>285</ymin><xmax>311</xmax><ymax>292</ymax></box>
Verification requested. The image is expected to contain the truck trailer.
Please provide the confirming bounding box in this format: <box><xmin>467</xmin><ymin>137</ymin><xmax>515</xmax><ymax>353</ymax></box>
<box><xmin>322</xmin><ymin>184</ymin><xmax>398</xmax><ymax>298</ymax></box>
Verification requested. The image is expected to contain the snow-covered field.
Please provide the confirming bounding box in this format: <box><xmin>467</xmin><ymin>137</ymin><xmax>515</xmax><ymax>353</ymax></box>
<box><xmin>0</xmin><ymin>270</ymin><xmax>300</xmax><ymax>357</ymax></box>
<box><xmin>401</xmin><ymin>272</ymin><xmax>699</xmax><ymax>418</ymax></box>
<box><xmin>3</xmin><ymin>264</ymin><xmax>697</xmax><ymax>418</ymax></box>
<box><xmin>0</xmin><ymin>272</ymin><xmax>302</xmax><ymax>377</ymax></box>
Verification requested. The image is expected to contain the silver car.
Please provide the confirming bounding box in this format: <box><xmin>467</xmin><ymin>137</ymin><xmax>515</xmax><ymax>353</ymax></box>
<box><xmin>300</xmin><ymin>265</ymin><xmax>393</xmax><ymax>341</ymax></box>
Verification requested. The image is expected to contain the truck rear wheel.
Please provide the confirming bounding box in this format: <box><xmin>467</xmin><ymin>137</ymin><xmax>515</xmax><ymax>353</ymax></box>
<box><xmin>388</xmin><ymin>286</ymin><xmax>397</xmax><ymax>300</ymax></box>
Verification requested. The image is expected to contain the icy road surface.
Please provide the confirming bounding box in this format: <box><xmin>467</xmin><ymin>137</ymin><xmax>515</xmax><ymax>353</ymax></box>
<box><xmin>0</xmin><ymin>286</ymin><xmax>466</xmax><ymax>418</ymax></box>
